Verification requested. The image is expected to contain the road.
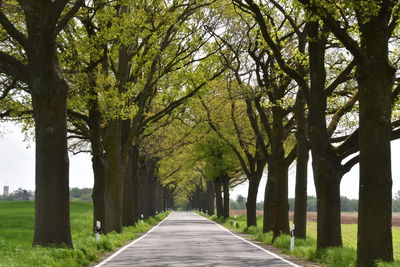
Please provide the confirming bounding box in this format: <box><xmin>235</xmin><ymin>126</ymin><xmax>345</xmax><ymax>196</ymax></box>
<box><xmin>95</xmin><ymin>211</ymin><xmax>300</xmax><ymax>267</ymax></box>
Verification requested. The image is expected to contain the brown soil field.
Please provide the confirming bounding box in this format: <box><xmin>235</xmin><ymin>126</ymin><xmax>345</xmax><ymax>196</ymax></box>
<box><xmin>229</xmin><ymin>210</ymin><xmax>400</xmax><ymax>227</ymax></box>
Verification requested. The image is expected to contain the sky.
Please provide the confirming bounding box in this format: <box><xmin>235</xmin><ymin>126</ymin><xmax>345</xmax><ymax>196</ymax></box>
<box><xmin>1</xmin><ymin>121</ymin><xmax>400</xmax><ymax>202</ymax></box>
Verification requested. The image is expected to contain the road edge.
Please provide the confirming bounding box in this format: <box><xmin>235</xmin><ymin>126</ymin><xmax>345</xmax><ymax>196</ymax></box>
<box><xmin>193</xmin><ymin>212</ymin><xmax>301</xmax><ymax>267</ymax></box>
<box><xmin>94</xmin><ymin>211</ymin><xmax>174</xmax><ymax>267</ymax></box>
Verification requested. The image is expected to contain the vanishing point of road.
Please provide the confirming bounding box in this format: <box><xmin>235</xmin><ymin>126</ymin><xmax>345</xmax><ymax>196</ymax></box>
<box><xmin>95</xmin><ymin>211</ymin><xmax>300</xmax><ymax>267</ymax></box>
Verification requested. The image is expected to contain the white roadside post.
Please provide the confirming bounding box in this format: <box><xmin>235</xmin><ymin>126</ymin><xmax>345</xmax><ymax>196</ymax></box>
<box><xmin>290</xmin><ymin>224</ymin><xmax>295</xmax><ymax>252</ymax></box>
<box><xmin>140</xmin><ymin>214</ymin><xmax>144</xmax><ymax>224</ymax></box>
<box><xmin>95</xmin><ymin>221</ymin><xmax>101</xmax><ymax>242</ymax></box>
<box><xmin>233</xmin><ymin>216</ymin><xmax>237</xmax><ymax>228</ymax></box>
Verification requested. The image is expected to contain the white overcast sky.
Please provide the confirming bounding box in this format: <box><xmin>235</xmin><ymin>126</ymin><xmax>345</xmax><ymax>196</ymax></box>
<box><xmin>1</xmin><ymin>121</ymin><xmax>400</xmax><ymax>201</ymax></box>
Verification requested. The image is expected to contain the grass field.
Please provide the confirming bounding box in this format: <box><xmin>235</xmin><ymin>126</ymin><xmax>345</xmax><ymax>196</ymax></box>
<box><xmin>208</xmin><ymin>214</ymin><xmax>400</xmax><ymax>267</ymax></box>
<box><xmin>0</xmin><ymin>201</ymin><xmax>168</xmax><ymax>267</ymax></box>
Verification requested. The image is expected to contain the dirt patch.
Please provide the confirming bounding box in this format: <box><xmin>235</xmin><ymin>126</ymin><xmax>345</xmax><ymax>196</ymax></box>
<box><xmin>230</xmin><ymin>210</ymin><xmax>400</xmax><ymax>227</ymax></box>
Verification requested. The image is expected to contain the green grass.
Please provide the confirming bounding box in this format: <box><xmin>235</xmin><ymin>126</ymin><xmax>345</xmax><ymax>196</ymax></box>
<box><xmin>0</xmin><ymin>201</ymin><xmax>170</xmax><ymax>267</ymax></box>
<box><xmin>202</xmin><ymin>213</ymin><xmax>400</xmax><ymax>267</ymax></box>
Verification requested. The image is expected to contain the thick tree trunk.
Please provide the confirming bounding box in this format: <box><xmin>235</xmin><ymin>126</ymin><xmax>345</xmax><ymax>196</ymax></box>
<box><xmin>122</xmin><ymin>146</ymin><xmax>138</xmax><ymax>226</ymax></box>
<box><xmin>135</xmin><ymin>156</ymin><xmax>145</xmax><ymax>220</ymax></box>
<box><xmin>313</xmin><ymin>159</ymin><xmax>342</xmax><ymax>248</ymax></box>
<box><xmin>163</xmin><ymin>187</ymin><xmax>168</xmax><ymax>211</ymax></box>
<box><xmin>272</xmin><ymin>165</ymin><xmax>290</xmax><ymax>239</ymax></box>
<box><xmin>140</xmin><ymin>158</ymin><xmax>157</xmax><ymax>218</ymax></box>
<box><xmin>92</xmin><ymin>155</ymin><xmax>105</xmax><ymax>232</ymax></box>
<box><xmin>308</xmin><ymin>22</ymin><xmax>342</xmax><ymax>249</ymax></box>
<box><xmin>154</xmin><ymin>180</ymin><xmax>163</xmax><ymax>214</ymax></box>
<box><xmin>88</xmin><ymin>85</ymin><xmax>106</xmax><ymax>234</ymax></box>
<box><xmin>294</xmin><ymin>92</ymin><xmax>308</xmax><ymax>239</ymax></box>
<box><xmin>206</xmin><ymin>180</ymin><xmax>215</xmax><ymax>215</ymax></box>
<box><xmin>32</xmin><ymin>78</ymin><xmax>72</xmax><ymax>247</ymax></box>
<box><xmin>222</xmin><ymin>174</ymin><xmax>230</xmax><ymax>218</ymax></box>
<box><xmin>357</xmin><ymin>60</ymin><xmax>394</xmax><ymax>266</ymax></box>
<box><xmin>91</xmin><ymin>154</ymin><xmax>106</xmax><ymax>233</ymax></box>
<box><xmin>246</xmin><ymin>175</ymin><xmax>261</xmax><ymax>227</ymax></box>
<box><xmin>214</xmin><ymin>177</ymin><xmax>223</xmax><ymax>217</ymax></box>
<box><xmin>263</xmin><ymin>164</ymin><xmax>274</xmax><ymax>233</ymax></box>
<box><xmin>103</xmin><ymin>120</ymin><xmax>123</xmax><ymax>233</ymax></box>
<box><xmin>270</xmin><ymin>107</ymin><xmax>290</xmax><ymax>239</ymax></box>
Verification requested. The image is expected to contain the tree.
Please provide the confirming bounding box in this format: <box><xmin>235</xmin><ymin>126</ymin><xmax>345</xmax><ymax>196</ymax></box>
<box><xmin>64</xmin><ymin>0</ymin><xmax>225</xmax><ymax>233</ymax></box>
<box><xmin>200</xmin><ymin>77</ymin><xmax>269</xmax><ymax>227</ymax></box>
<box><xmin>296</xmin><ymin>1</ymin><xmax>399</xmax><ymax>265</ymax></box>
<box><xmin>192</xmin><ymin>134</ymin><xmax>240</xmax><ymax>218</ymax></box>
<box><xmin>232</xmin><ymin>0</ymin><xmax>362</xmax><ymax>248</ymax></box>
<box><xmin>0</xmin><ymin>0</ymin><xmax>83</xmax><ymax>247</ymax></box>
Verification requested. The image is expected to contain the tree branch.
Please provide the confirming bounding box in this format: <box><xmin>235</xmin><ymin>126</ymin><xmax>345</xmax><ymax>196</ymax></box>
<box><xmin>0</xmin><ymin>10</ymin><xmax>30</xmax><ymax>51</ymax></box>
<box><xmin>55</xmin><ymin>0</ymin><xmax>84</xmax><ymax>34</ymax></box>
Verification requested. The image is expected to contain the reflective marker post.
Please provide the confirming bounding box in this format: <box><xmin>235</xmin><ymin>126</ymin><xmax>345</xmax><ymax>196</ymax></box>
<box><xmin>233</xmin><ymin>216</ymin><xmax>237</xmax><ymax>228</ymax></box>
<box><xmin>140</xmin><ymin>214</ymin><xmax>144</xmax><ymax>224</ymax></box>
<box><xmin>290</xmin><ymin>224</ymin><xmax>295</xmax><ymax>252</ymax></box>
<box><xmin>95</xmin><ymin>221</ymin><xmax>101</xmax><ymax>242</ymax></box>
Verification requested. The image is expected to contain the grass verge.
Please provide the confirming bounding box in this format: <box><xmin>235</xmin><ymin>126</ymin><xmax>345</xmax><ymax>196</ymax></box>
<box><xmin>0</xmin><ymin>201</ymin><xmax>170</xmax><ymax>267</ymax></box>
<box><xmin>198</xmin><ymin>212</ymin><xmax>400</xmax><ymax>267</ymax></box>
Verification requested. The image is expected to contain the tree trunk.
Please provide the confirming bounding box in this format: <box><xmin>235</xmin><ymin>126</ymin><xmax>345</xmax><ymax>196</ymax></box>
<box><xmin>272</xmin><ymin>165</ymin><xmax>290</xmax><ymax>239</ymax></box>
<box><xmin>356</xmin><ymin>59</ymin><xmax>394</xmax><ymax>266</ymax></box>
<box><xmin>270</xmin><ymin>107</ymin><xmax>290</xmax><ymax>239</ymax></box>
<box><xmin>91</xmin><ymin>153</ymin><xmax>106</xmax><ymax>233</ymax></box>
<box><xmin>308</xmin><ymin>21</ymin><xmax>342</xmax><ymax>249</ymax></box>
<box><xmin>32</xmin><ymin>77</ymin><xmax>72</xmax><ymax>247</ymax></box>
<box><xmin>313</xmin><ymin>158</ymin><xmax>342</xmax><ymax>248</ymax></box>
<box><xmin>163</xmin><ymin>187</ymin><xmax>168</xmax><ymax>211</ymax></box>
<box><xmin>263</xmin><ymin>164</ymin><xmax>274</xmax><ymax>233</ymax></box>
<box><xmin>206</xmin><ymin>180</ymin><xmax>215</xmax><ymax>215</ymax></box>
<box><xmin>223</xmin><ymin>174</ymin><xmax>230</xmax><ymax>218</ymax></box>
<box><xmin>294</xmin><ymin>92</ymin><xmax>308</xmax><ymax>239</ymax></box>
<box><xmin>246</xmin><ymin>175</ymin><xmax>261</xmax><ymax>227</ymax></box>
<box><xmin>141</xmin><ymin>158</ymin><xmax>157</xmax><ymax>218</ymax></box>
<box><xmin>122</xmin><ymin>146</ymin><xmax>138</xmax><ymax>227</ymax></box>
<box><xmin>88</xmin><ymin>85</ymin><xmax>106</xmax><ymax>233</ymax></box>
<box><xmin>214</xmin><ymin>177</ymin><xmax>223</xmax><ymax>217</ymax></box>
<box><xmin>103</xmin><ymin>120</ymin><xmax>123</xmax><ymax>233</ymax></box>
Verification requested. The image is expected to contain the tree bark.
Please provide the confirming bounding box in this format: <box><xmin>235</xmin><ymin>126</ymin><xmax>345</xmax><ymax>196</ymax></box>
<box><xmin>122</xmin><ymin>146</ymin><xmax>138</xmax><ymax>227</ymax></box>
<box><xmin>272</xmin><ymin>165</ymin><xmax>290</xmax><ymax>239</ymax></box>
<box><xmin>103</xmin><ymin>120</ymin><xmax>123</xmax><ymax>233</ymax></box>
<box><xmin>263</xmin><ymin>164</ymin><xmax>274</xmax><ymax>233</ymax></box>
<box><xmin>246</xmin><ymin>174</ymin><xmax>262</xmax><ymax>227</ymax></box>
<box><xmin>140</xmin><ymin>157</ymin><xmax>157</xmax><ymax>218</ymax></box>
<box><xmin>308</xmin><ymin>21</ymin><xmax>342</xmax><ymax>248</ymax></box>
<box><xmin>222</xmin><ymin>174</ymin><xmax>230</xmax><ymax>218</ymax></box>
<box><xmin>206</xmin><ymin>180</ymin><xmax>215</xmax><ymax>215</ymax></box>
<box><xmin>293</xmin><ymin>92</ymin><xmax>308</xmax><ymax>239</ymax></box>
<box><xmin>88</xmin><ymin>80</ymin><xmax>106</xmax><ymax>233</ymax></box>
<box><xmin>32</xmin><ymin>78</ymin><xmax>72</xmax><ymax>247</ymax></box>
<box><xmin>270</xmin><ymin>107</ymin><xmax>290</xmax><ymax>239</ymax></box>
<box><xmin>313</xmin><ymin>159</ymin><xmax>342</xmax><ymax>248</ymax></box>
<box><xmin>214</xmin><ymin>177</ymin><xmax>223</xmax><ymax>217</ymax></box>
<box><xmin>356</xmin><ymin>48</ymin><xmax>395</xmax><ymax>266</ymax></box>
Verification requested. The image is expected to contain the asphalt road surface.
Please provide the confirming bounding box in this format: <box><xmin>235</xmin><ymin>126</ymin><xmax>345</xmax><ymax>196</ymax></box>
<box><xmin>95</xmin><ymin>211</ymin><xmax>300</xmax><ymax>267</ymax></box>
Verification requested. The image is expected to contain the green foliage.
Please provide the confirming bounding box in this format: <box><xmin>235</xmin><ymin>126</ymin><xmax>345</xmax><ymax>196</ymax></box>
<box><xmin>0</xmin><ymin>201</ymin><xmax>169</xmax><ymax>267</ymax></box>
<box><xmin>192</xmin><ymin>133</ymin><xmax>239</xmax><ymax>181</ymax></box>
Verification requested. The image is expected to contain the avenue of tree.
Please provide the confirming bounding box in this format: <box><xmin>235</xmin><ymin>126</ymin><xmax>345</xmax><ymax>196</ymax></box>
<box><xmin>1</xmin><ymin>1</ymin><xmax>400</xmax><ymax>267</ymax></box>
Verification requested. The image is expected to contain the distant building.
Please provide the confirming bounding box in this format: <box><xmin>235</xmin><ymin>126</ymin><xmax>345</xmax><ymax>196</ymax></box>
<box><xmin>3</xmin><ymin>186</ymin><xmax>9</xmax><ymax>197</ymax></box>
